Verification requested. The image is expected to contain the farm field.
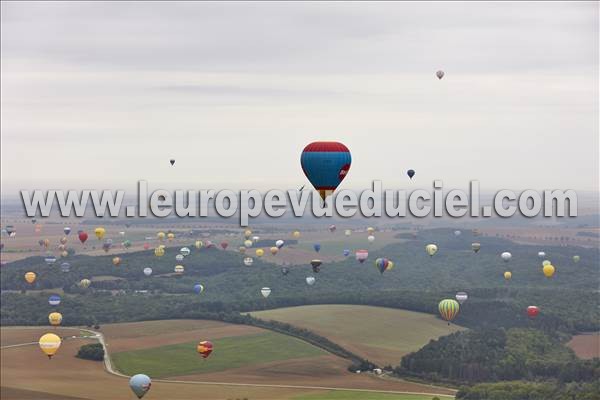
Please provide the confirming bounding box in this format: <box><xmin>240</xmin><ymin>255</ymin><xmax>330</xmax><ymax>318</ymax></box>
<box><xmin>567</xmin><ymin>332</ymin><xmax>600</xmax><ymax>360</ymax></box>
<box><xmin>251</xmin><ymin>305</ymin><xmax>465</xmax><ymax>366</ymax></box>
<box><xmin>1</xmin><ymin>322</ymin><xmax>456</xmax><ymax>399</ymax></box>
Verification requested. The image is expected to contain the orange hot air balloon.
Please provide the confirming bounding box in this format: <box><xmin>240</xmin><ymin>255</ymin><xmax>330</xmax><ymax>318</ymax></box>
<box><xmin>112</xmin><ymin>257</ymin><xmax>121</xmax><ymax>266</ymax></box>
<box><xmin>197</xmin><ymin>340</ymin><xmax>213</xmax><ymax>359</ymax></box>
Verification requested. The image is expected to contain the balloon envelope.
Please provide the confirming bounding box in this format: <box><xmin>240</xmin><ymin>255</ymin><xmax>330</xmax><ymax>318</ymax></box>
<box><xmin>39</xmin><ymin>333</ymin><xmax>61</xmax><ymax>358</ymax></box>
<box><xmin>436</xmin><ymin>70</ymin><xmax>445</xmax><ymax>79</ymax></box>
<box><xmin>261</xmin><ymin>287</ymin><xmax>271</xmax><ymax>298</ymax></box>
<box><xmin>143</xmin><ymin>267</ymin><xmax>153</xmax><ymax>276</ymax></box>
<box><xmin>527</xmin><ymin>306</ymin><xmax>539</xmax><ymax>318</ymax></box>
<box><xmin>438</xmin><ymin>299</ymin><xmax>460</xmax><ymax>322</ymax></box>
<box><xmin>129</xmin><ymin>374</ymin><xmax>152</xmax><ymax>399</ymax></box>
<box><xmin>48</xmin><ymin>295</ymin><xmax>61</xmax><ymax>306</ymax></box>
<box><xmin>197</xmin><ymin>340</ymin><xmax>213</xmax><ymax>358</ymax></box>
<box><xmin>355</xmin><ymin>249</ymin><xmax>368</xmax><ymax>263</ymax></box>
<box><xmin>301</xmin><ymin>141</ymin><xmax>351</xmax><ymax>200</ymax></box>
<box><xmin>193</xmin><ymin>284</ymin><xmax>204</xmax><ymax>294</ymax></box>
<box><xmin>455</xmin><ymin>292</ymin><xmax>468</xmax><ymax>304</ymax></box>
<box><xmin>407</xmin><ymin>169</ymin><xmax>415</xmax><ymax>179</ymax></box>
<box><xmin>306</xmin><ymin>276</ymin><xmax>316</xmax><ymax>285</ymax></box>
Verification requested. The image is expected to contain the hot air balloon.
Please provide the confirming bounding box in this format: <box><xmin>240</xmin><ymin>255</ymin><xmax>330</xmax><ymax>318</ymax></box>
<box><xmin>436</xmin><ymin>70</ymin><xmax>445</xmax><ymax>80</ymax></box>
<box><xmin>542</xmin><ymin>260</ymin><xmax>551</xmax><ymax>266</ymax></box>
<box><xmin>48</xmin><ymin>294</ymin><xmax>61</xmax><ymax>306</ymax></box>
<box><xmin>270</xmin><ymin>247</ymin><xmax>279</xmax><ymax>255</ymax></box>
<box><xmin>143</xmin><ymin>242</ymin><xmax>150</xmax><ymax>250</ymax></box>
<box><xmin>261</xmin><ymin>287</ymin><xmax>271</xmax><ymax>298</ymax></box>
<box><xmin>24</xmin><ymin>272</ymin><xmax>36</xmax><ymax>284</ymax></box>
<box><xmin>344</xmin><ymin>229</ymin><xmax>352</xmax><ymax>237</ymax></box>
<box><xmin>58</xmin><ymin>244</ymin><xmax>66</xmax><ymax>252</ymax></box>
<box><xmin>48</xmin><ymin>312</ymin><xmax>63</xmax><ymax>326</ymax></box>
<box><xmin>471</xmin><ymin>243</ymin><xmax>481</xmax><ymax>253</ymax></box>
<box><xmin>374</xmin><ymin>258</ymin><xmax>393</xmax><ymax>274</ymax></box>
<box><xmin>174</xmin><ymin>265</ymin><xmax>184</xmax><ymax>274</ymax></box>
<box><xmin>355</xmin><ymin>249</ymin><xmax>368</xmax><ymax>263</ymax></box>
<box><xmin>504</xmin><ymin>271</ymin><xmax>512</xmax><ymax>280</ymax></box>
<box><xmin>60</xmin><ymin>237</ymin><xmax>68</xmax><ymax>245</ymax></box>
<box><xmin>122</xmin><ymin>240</ymin><xmax>132</xmax><ymax>249</ymax></box>
<box><xmin>244</xmin><ymin>239</ymin><xmax>253</xmax><ymax>248</ymax></box>
<box><xmin>293</xmin><ymin>230</ymin><xmax>301</xmax><ymax>239</ymax></box>
<box><xmin>102</xmin><ymin>239</ymin><xmax>112</xmax><ymax>253</ymax></box>
<box><xmin>306</xmin><ymin>276</ymin><xmax>316</xmax><ymax>285</ymax></box>
<box><xmin>63</xmin><ymin>227</ymin><xmax>71</xmax><ymax>235</ymax></box>
<box><xmin>143</xmin><ymin>267</ymin><xmax>153</xmax><ymax>276</ymax></box>
<box><xmin>301</xmin><ymin>141</ymin><xmax>351</xmax><ymax>200</ymax></box>
<box><xmin>527</xmin><ymin>306</ymin><xmax>539</xmax><ymax>319</ymax></box>
<box><xmin>255</xmin><ymin>249</ymin><xmax>264</xmax><ymax>257</ymax></box>
<box><xmin>78</xmin><ymin>231</ymin><xmax>88</xmax><ymax>244</ymax></box>
<box><xmin>328</xmin><ymin>225</ymin><xmax>336</xmax><ymax>233</ymax></box>
<box><xmin>94</xmin><ymin>227</ymin><xmax>105</xmax><ymax>240</ymax></box>
<box><xmin>119</xmin><ymin>231</ymin><xmax>125</xmax><ymax>237</ymax></box>
<box><xmin>281</xmin><ymin>267</ymin><xmax>289</xmax><ymax>275</ymax></box>
<box><xmin>195</xmin><ymin>240</ymin><xmax>203</xmax><ymax>249</ymax></box>
<box><xmin>175</xmin><ymin>254</ymin><xmax>184</xmax><ymax>262</ymax></box>
<box><xmin>220</xmin><ymin>241</ymin><xmax>229</xmax><ymax>250</ymax></box>
<box><xmin>244</xmin><ymin>230</ymin><xmax>252</xmax><ymax>239</ymax></box>
<box><xmin>367</xmin><ymin>235</ymin><xmax>375</xmax><ymax>244</ymax></box>
<box><xmin>407</xmin><ymin>169</ymin><xmax>415</xmax><ymax>179</ymax></box>
<box><xmin>238</xmin><ymin>246</ymin><xmax>246</xmax><ymax>254</ymax></box>
<box><xmin>167</xmin><ymin>232</ymin><xmax>175</xmax><ymax>241</ymax></box>
<box><xmin>343</xmin><ymin>249</ymin><xmax>350</xmax><ymax>257</ymax></box>
<box><xmin>573</xmin><ymin>255</ymin><xmax>580</xmax><ymax>263</ymax></box>
<box><xmin>154</xmin><ymin>247</ymin><xmax>165</xmax><ymax>257</ymax></box>
<box><xmin>157</xmin><ymin>232</ymin><xmax>166</xmax><ymax>241</ymax></box>
<box><xmin>45</xmin><ymin>256</ymin><xmax>57</xmax><ymax>266</ymax></box>
<box><xmin>367</xmin><ymin>227</ymin><xmax>375</xmax><ymax>235</ymax></box>
<box><xmin>455</xmin><ymin>292</ymin><xmax>468</xmax><ymax>305</ymax></box>
<box><xmin>538</xmin><ymin>251</ymin><xmax>546</xmax><ymax>259</ymax></box>
<box><xmin>275</xmin><ymin>240</ymin><xmax>284</xmax><ymax>249</ymax></box>
<box><xmin>311</xmin><ymin>259</ymin><xmax>322</xmax><ymax>273</ymax></box>
<box><xmin>425</xmin><ymin>244</ymin><xmax>438</xmax><ymax>257</ymax></box>
<box><xmin>112</xmin><ymin>257</ymin><xmax>121</xmax><ymax>266</ymax></box>
<box><xmin>438</xmin><ymin>299</ymin><xmax>460</xmax><ymax>324</ymax></box>
<box><xmin>39</xmin><ymin>333</ymin><xmax>61</xmax><ymax>358</ymax></box>
<box><xmin>313</xmin><ymin>243</ymin><xmax>321</xmax><ymax>253</ymax></box>
<box><xmin>197</xmin><ymin>340</ymin><xmax>213</xmax><ymax>358</ymax></box>
<box><xmin>60</xmin><ymin>250</ymin><xmax>68</xmax><ymax>258</ymax></box>
<box><xmin>180</xmin><ymin>247</ymin><xmax>191</xmax><ymax>256</ymax></box>
<box><xmin>42</xmin><ymin>238</ymin><xmax>50</xmax><ymax>248</ymax></box>
<box><xmin>193</xmin><ymin>284</ymin><xmax>204</xmax><ymax>294</ymax></box>
<box><xmin>543</xmin><ymin>264</ymin><xmax>555</xmax><ymax>278</ymax></box>
<box><xmin>129</xmin><ymin>374</ymin><xmax>152</xmax><ymax>399</ymax></box>
<box><xmin>243</xmin><ymin>257</ymin><xmax>254</xmax><ymax>267</ymax></box>
<box><xmin>454</xmin><ymin>230</ymin><xmax>461</xmax><ymax>237</ymax></box>
<box><xmin>79</xmin><ymin>279</ymin><xmax>91</xmax><ymax>289</ymax></box>
<box><xmin>60</xmin><ymin>262</ymin><xmax>70</xmax><ymax>273</ymax></box>
<box><xmin>501</xmin><ymin>252</ymin><xmax>512</xmax><ymax>262</ymax></box>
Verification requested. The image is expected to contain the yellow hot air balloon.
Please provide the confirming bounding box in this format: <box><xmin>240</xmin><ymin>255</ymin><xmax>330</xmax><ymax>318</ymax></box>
<box><xmin>255</xmin><ymin>248</ymin><xmax>264</xmax><ymax>257</ymax></box>
<box><xmin>543</xmin><ymin>264</ymin><xmax>555</xmax><ymax>278</ymax></box>
<box><xmin>43</xmin><ymin>239</ymin><xmax>50</xmax><ymax>248</ymax></box>
<box><xmin>39</xmin><ymin>333</ymin><xmax>61</xmax><ymax>358</ymax></box>
<box><xmin>94</xmin><ymin>227</ymin><xmax>106</xmax><ymax>240</ymax></box>
<box><xmin>167</xmin><ymin>233</ymin><xmax>175</xmax><ymax>241</ymax></box>
<box><xmin>244</xmin><ymin>239</ymin><xmax>253</xmax><ymax>248</ymax></box>
<box><xmin>367</xmin><ymin>227</ymin><xmax>375</xmax><ymax>235</ymax></box>
<box><xmin>61</xmin><ymin>251</ymin><xmax>68</xmax><ymax>258</ymax></box>
<box><xmin>79</xmin><ymin>279</ymin><xmax>91</xmax><ymax>289</ymax></box>
<box><xmin>270</xmin><ymin>247</ymin><xmax>279</xmax><ymax>256</ymax></box>
<box><xmin>425</xmin><ymin>244</ymin><xmax>438</xmax><ymax>257</ymax></box>
<box><xmin>154</xmin><ymin>247</ymin><xmax>165</xmax><ymax>257</ymax></box>
<box><xmin>244</xmin><ymin>230</ymin><xmax>252</xmax><ymax>239</ymax></box>
<box><xmin>292</xmin><ymin>231</ymin><xmax>300</xmax><ymax>239</ymax></box>
<box><xmin>60</xmin><ymin>237</ymin><xmax>68</xmax><ymax>245</ymax></box>
<box><xmin>25</xmin><ymin>272</ymin><xmax>36</xmax><ymax>284</ymax></box>
<box><xmin>174</xmin><ymin>265</ymin><xmax>184</xmax><ymax>274</ymax></box>
<box><xmin>504</xmin><ymin>271</ymin><xmax>512</xmax><ymax>280</ymax></box>
<box><xmin>157</xmin><ymin>231</ymin><xmax>166</xmax><ymax>241</ymax></box>
<box><xmin>48</xmin><ymin>312</ymin><xmax>63</xmax><ymax>326</ymax></box>
<box><xmin>112</xmin><ymin>257</ymin><xmax>121</xmax><ymax>266</ymax></box>
<box><xmin>195</xmin><ymin>240</ymin><xmax>203</xmax><ymax>249</ymax></box>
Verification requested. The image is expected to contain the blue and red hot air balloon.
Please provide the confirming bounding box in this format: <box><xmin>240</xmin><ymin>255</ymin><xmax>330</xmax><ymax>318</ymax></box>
<box><xmin>301</xmin><ymin>142</ymin><xmax>351</xmax><ymax>200</ymax></box>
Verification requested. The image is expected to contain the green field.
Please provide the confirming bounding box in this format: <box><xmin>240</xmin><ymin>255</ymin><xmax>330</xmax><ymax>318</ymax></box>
<box><xmin>251</xmin><ymin>305</ymin><xmax>464</xmax><ymax>365</ymax></box>
<box><xmin>293</xmin><ymin>391</ymin><xmax>451</xmax><ymax>400</ymax></box>
<box><xmin>112</xmin><ymin>331</ymin><xmax>327</xmax><ymax>377</ymax></box>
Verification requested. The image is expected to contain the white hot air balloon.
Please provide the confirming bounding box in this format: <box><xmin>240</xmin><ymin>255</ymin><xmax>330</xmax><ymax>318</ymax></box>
<box><xmin>275</xmin><ymin>240</ymin><xmax>284</xmax><ymax>249</ymax></box>
<box><xmin>243</xmin><ymin>257</ymin><xmax>254</xmax><ymax>267</ymax></box>
<box><xmin>501</xmin><ymin>252</ymin><xmax>512</xmax><ymax>262</ymax></box>
<box><xmin>143</xmin><ymin>267</ymin><xmax>153</xmax><ymax>276</ymax></box>
<box><xmin>455</xmin><ymin>291</ymin><xmax>468</xmax><ymax>304</ymax></box>
<box><xmin>261</xmin><ymin>287</ymin><xmax>271</xmax><ymax>298</ymax></box>
<box><xmin>306</xmin><ymin>276</ymin><xmax>316</xmax><ymax>286</ymax></box>
<box><xmin>538</xmin><ymin>251</ymin><xmax>546</xmax><ymax>259</ymax></box>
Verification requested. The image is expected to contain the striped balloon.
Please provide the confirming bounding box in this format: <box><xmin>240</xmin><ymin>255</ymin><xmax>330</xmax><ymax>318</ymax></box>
<box><xmin>301</xmin><ymin>142</ymin><xmax>351</xmax><ymax>200</ymax></box>
<box><xmin>438</xmin><ymin>299</ymin><xmax>460</xmax><ymax>323</ymax></box>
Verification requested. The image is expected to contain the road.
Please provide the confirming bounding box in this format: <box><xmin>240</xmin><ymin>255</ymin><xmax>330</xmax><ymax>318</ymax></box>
<box><xmin>1</xmin><ymin>326</ymin><xmax>456</xmax><ymax>398</ymax></box>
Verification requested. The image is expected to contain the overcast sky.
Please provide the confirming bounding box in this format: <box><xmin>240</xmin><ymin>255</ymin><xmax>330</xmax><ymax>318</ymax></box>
<box><xmin>1</xmin><ymin>1</ymin><xmax>598</xmax><ymax>196</ymax></box>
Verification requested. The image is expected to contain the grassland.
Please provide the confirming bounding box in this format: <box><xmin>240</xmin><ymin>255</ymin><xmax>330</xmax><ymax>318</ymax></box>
<box><xmin>112</xmin><ymin>331</ymin><xmax>326</xmax><ymax>377</ymax></box>
<box><xmin>251</xmin><ymin>305</ymin><xmax>465</xmax><ymax>365</ymax></box>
